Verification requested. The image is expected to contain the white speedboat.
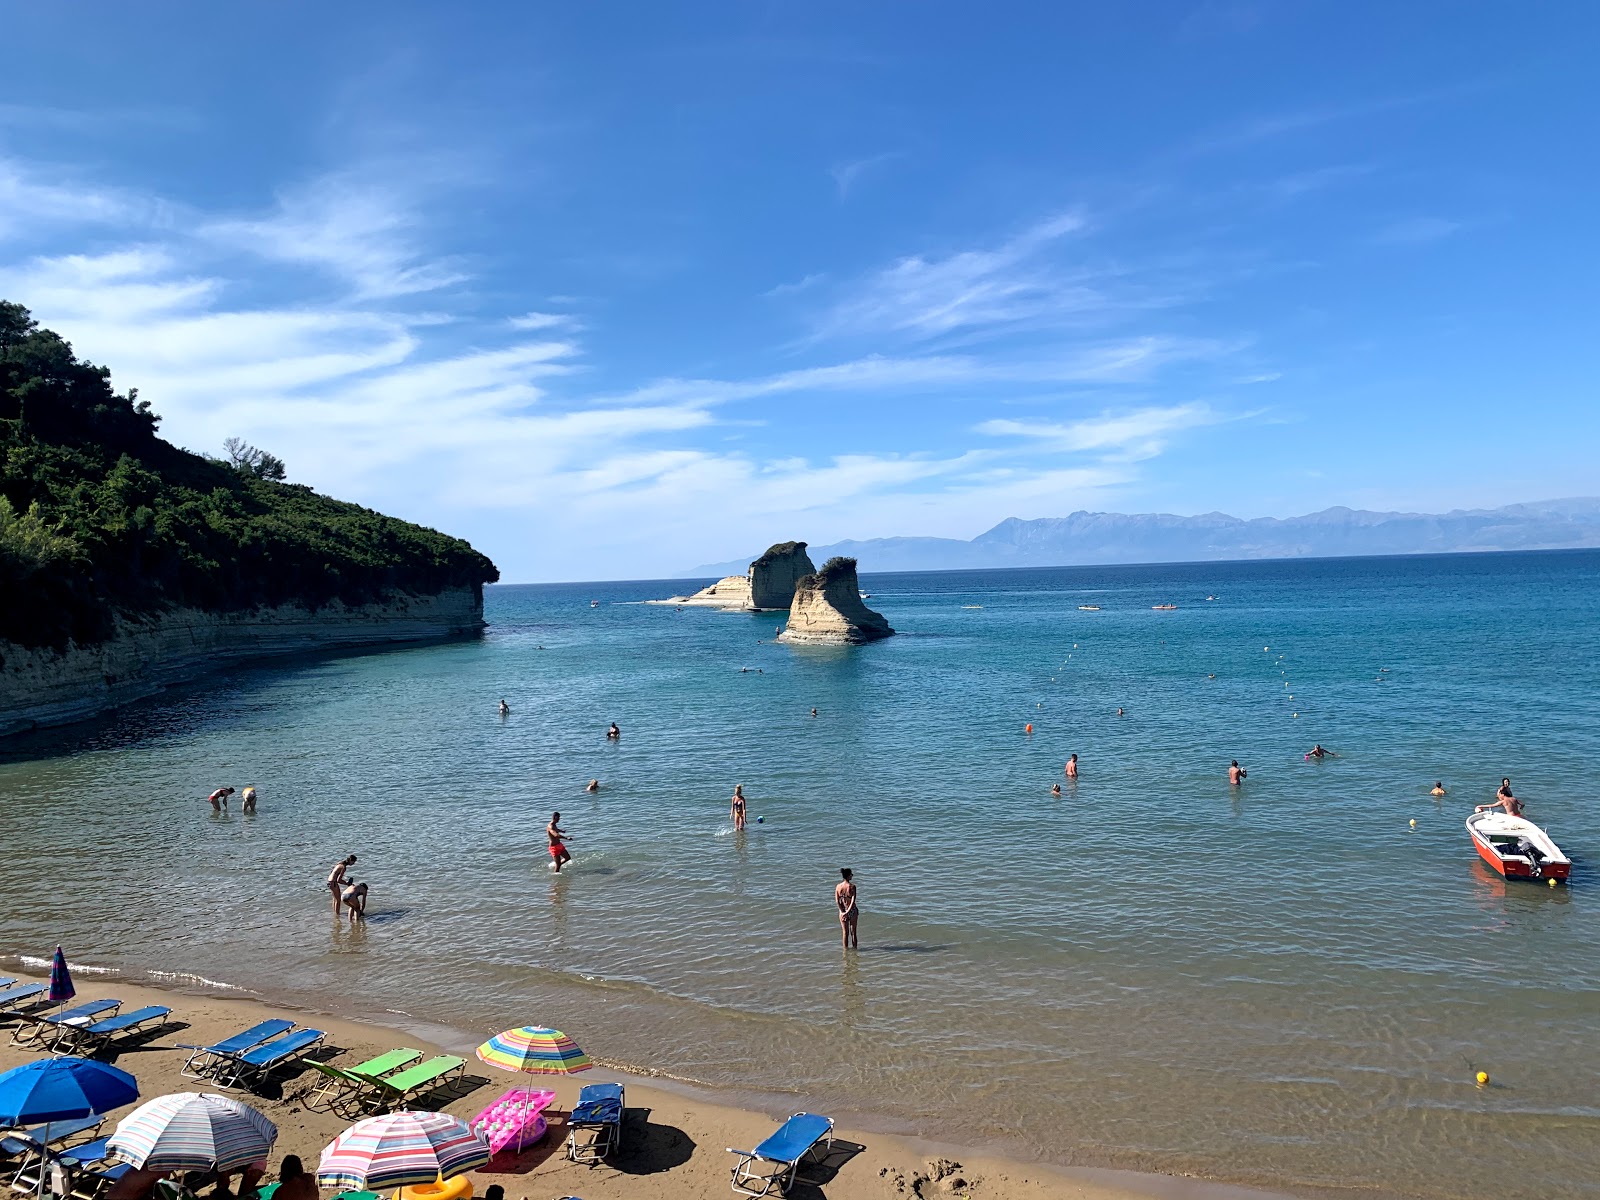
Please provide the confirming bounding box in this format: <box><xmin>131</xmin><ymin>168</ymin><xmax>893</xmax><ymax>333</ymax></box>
<box><xmin>1465</xmin><ymin>811</ymin><xmax>1571</xmax><ymax>882</ymax></box>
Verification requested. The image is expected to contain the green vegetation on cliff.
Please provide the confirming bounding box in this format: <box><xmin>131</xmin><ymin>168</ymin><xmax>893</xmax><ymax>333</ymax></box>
<box><xmin>0</xmin><ymin>302</ymin><xmax>499</xmax><ymax>650</ymax></box>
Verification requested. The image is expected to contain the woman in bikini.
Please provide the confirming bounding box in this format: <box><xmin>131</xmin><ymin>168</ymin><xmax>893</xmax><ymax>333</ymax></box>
<box><xmin>327</xmin><ymin>855</ymin><xmax>357</xmax><ymax>914</ymax></box>
<box><xmin>731</xmin><ymin>784</ymin><xmax>747</xmax><ymax>831</ymax></box>
<box><xmin>835</xmin><ymin>868</ymin><xmax>858</xmax><ymax>950</ymax></box>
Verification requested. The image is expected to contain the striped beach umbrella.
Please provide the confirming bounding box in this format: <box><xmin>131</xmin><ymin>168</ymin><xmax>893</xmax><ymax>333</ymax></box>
<box><xmin>475</xmin><ymin>1026</ymin><xmax>592</xmax><ymax>1075</ymax></box>
<box><xmin>317</xmin><ymin>1112</ymin><xmax>489</xmax><ymax>1191</ymax></box>
<box><xmin>48</xmin><ymin>946</ymin><xmax>75</xmax><ymax>1006</ymax></box>
<box><xmin>108</xmin><ymin>1093</ymin><xmax>277</xmax><ymax>1173</ymax></box>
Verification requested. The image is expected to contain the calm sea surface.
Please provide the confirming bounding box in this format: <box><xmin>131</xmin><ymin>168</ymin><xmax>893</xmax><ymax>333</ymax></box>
<box><xmin>3</xmin><ymin>551</ymin><xmax>1598</xmax><ymax>1199</ymax></box>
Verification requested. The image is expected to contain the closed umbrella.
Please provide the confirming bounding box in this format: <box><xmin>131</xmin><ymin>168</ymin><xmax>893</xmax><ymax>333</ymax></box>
<box><xmin>108</xmin><ymin>1092</ymin><xmax>277</xmax><ymax>1173</ymax></box>
<box><xmin>475</xmin><ymin>1026</ymin><xmax>591</xmax><ymax>1152</ymax></box>
<box><xmin>48</xmin><ymin>947</ymin><xmax>75</xmax><ymax>1007</ymax></box>
<box><xmin>317</xmin><ymin>1111</ymin><xmax>489</xmax><ymax>1192</ymax></box>
<box><xmin>0</xmin><ymin>1057</ymin><xmax>138</xmax><ymax>1198</ymax></box>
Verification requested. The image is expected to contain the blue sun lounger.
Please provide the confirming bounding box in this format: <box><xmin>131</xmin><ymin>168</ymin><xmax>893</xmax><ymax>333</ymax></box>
<box><xmin>0</xmin><ymin>984</ymin><xmax>48</xmax><ymax>1015</ymax></box>
<box><xmin>728</xmin><ymin>1112</ymin><xmax>834</xmax><ymax>1197</ymax></box>
<box><xmin>565</xmin><ymin>1082</ymin><xmax>624</xmax><ymax>1164</ymax></box>
<box><xmin>215</xmin><ymin>1027</ymin><xmax>326</xmax><ymax>1091</ymax></box>
<box><xmin>8</xmin><ymin>1000</ymin><xmax>121</xmax><ymax>1048</ymax></box>
<box><xmin>57</xmin><ymin>1006</ymin><xmax>172</xmax><ymax>1055</ymax></box>
<box><xmin>178</xmin><ymin>1019</ymin><xmax>297</xmax><ymax>1080</ymax></box>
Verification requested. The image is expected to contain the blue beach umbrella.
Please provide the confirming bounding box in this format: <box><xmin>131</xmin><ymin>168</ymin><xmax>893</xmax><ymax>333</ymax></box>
<box><xmin>0</xmin><ymin>1057</ymin><xmax>138</xmax><ymax>1198</ymax></box>
<box><xmin>48</xmin><ymin>946</ymin><xmax>75</xmax><ymax>1006</ymax></box>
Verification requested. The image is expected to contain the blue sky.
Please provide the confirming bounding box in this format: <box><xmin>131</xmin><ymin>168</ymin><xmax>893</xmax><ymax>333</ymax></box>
<box><xmin>3</xmin><ymin>3</ymin><xmax>1597</xmax><ymax>581</ymax></box>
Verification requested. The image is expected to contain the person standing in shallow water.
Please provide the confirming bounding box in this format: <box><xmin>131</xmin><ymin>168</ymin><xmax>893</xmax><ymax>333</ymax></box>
<box><xmin>1065</xmin><ymin>753</ymin><xmax>1079</xmax><ymax>780</ymax></box>
<box><xmin>547</xmin><ymin>812</ymin><xmax>573</xmax><ymax>871</ymax></box>
<box><xmin>1229</xmin><ymin>760</ymin><xmax>1246</xmax><ymax>786</ymax></box>
<box><xmin>835</xmin><ymin>868</ymin><xmax>859</xmax><ymax>949</ymax></box>
<box><xmin>327</xmin><ymin>854</ymin><xmax>356</xmax><ymax>915</ymax></box>
<box><xmin>730</xmin><ymin>784</ymin><xmax>747</xmax><ymax>831</ymax></box>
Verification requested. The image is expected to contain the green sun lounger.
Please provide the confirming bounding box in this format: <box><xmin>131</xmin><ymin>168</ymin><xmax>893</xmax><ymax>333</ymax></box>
<box><xmin>358</xmin><ymin>1055</ymin><xmax>466</xmax><ymax>1112</ymax></box>
<box><xmin>304</xmin><ymin>1048</ymin><xmax>424</xmax><ymax>1110</ymax></box>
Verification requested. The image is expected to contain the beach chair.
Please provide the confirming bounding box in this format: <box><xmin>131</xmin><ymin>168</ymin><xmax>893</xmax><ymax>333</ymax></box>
<box><xmin>0</xmin><ymin>983</ymin><xmax>48</xmax><ymax>1016</ymax></box>
<box><xmin>9</xmin><ymin>999</ymin><xmax>121</xmax><ymax>1047</ymax></box>
<box><xmin>5</xmin><ymin>1125</ymin><xmax>109</xmax><ymax>1193</ymax></box>
<box><xmin>177</xmin><ymin>1018</ymin><xmax>297</xmax><ymax>1080</ymax></box>
<box><xmin>0</xmin><ymin>977</ymin><xmax>16</xmax><ymax>989</ymax></box>
<box><xmin>57</xmin><ymin>1006</ymin><xmax>172</xmax><ymax>1056</ymax></box>
<box><xmin>303</xmin><ymin>1048</ymin><xmax>423</xmax><ymax>1110</ymax></box>
<box><xmin>727</xmin><ymin>1112</ymin><xmax>835</xmax><ymax>1197</ymax></box>
<box><xmin>565</xmin><ymin>1082</ymin><xmax>624</xmax><ymax>1164</ymax></box>
<box><xmin>214</xmin><ymin>1027</ymin><xmax>326</xmax><ymax>1091</ymax></box>
<box><xmin>357</xmin><ymin>1055</ymin><xmax>466</xmax><ymax>1112</ymax></box>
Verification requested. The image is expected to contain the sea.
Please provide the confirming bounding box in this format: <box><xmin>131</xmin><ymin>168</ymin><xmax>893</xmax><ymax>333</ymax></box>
<box><xmin>3</xmin><ymin>549</ymin><xmax>1598</xmax><ymax>1200</ymax></box>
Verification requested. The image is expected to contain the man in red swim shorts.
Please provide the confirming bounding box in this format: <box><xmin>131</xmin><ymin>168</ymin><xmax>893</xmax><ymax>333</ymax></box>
<box><xmin>547</xmin><ymin>812</ymin><xmax>573</xmax><ymax>872</ymax></box>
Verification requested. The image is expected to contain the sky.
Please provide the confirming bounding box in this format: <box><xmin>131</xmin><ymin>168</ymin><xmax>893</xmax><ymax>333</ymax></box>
<box><xmin>3</xmin><ymin>3</ymin><xmax>1598</xmax><ymax>582</ymax></box>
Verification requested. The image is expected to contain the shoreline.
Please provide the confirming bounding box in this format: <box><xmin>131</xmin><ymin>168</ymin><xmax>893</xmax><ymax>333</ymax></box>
<box><xmin>0</xmin><ymin>955</ymin><xmax>1391</xmax><ymax>1200</ymax></box>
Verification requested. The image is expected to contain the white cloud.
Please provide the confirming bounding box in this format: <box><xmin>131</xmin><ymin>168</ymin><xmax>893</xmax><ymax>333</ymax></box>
<box><xmin>976</xmin><ymin>402</ymin><xmax>1228</xmax><ymax>460</ymax></box>
<box><xmin>203</xmin><ymin>173</ymin><xmax>465</xmax><ymax>299</ymax></box>
<box><xmin>508</xmin><ymin>311</ymin><xmax>576</xmax><ymax>330</ymax></box>
<box><xmin>816</xmin><ymin>211</ymin><xmax>1093</xmax><ymax>341</ymax></box>
<box><xmin>0</xmin><ymin>158</ymin><xmax>171</xmax><ymax>241</ymax></box>
<box><xmin>1371</xmin><ymin>217</ymin><xmax>1464</xmax><ymax>245</ymax></box>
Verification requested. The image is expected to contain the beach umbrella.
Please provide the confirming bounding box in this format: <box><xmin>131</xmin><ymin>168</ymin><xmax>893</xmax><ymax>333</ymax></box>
<box><xmin>108</xmin><ymin>1092</ymin><xmax>278</xmax><ymax>1173</ymax></box>
<box><xmin>475</xmin><ymin>1026</ymin><xmax>591</xmax><ymax>1075</ymax></box>
<box><xmin>475</xmin><ymin>1026</ymin><xmax>591</xmax><ymax>1153</ymax></box>
<box><xmin>317</xmin><ymin>1111</ymin><xmax>489</xmax><ymax>1191</ymax></box>
<box><xmin>47</xmin><ymin>947</ymin><xmax>75</xmax><ymax>1006</ymax></box>
<box><xmin>0</xmin><ymin>1057</ymin><xmax>138</xmax><ymax>1199</ymax></box>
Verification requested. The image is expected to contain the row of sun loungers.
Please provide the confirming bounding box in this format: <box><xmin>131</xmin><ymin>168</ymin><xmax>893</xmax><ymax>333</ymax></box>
<box><xmin>177</xmin><ymin>1019</ymin><xmax>328</xmax><ymax>1092</ymax></box>
<box><xmin>304</xmin><ymin>1051</ymin><xmax>467</xmax><ymax>1114</ymax></box>
<box><xmin>1</xmin><ymin>993</ymin><xmax>174</xmax><ymax>1057</ymax></box>
<box><xmin>0</xmin><ymin>1118</ymin><xmax>133</xmax><ymax>1200</ymax></box>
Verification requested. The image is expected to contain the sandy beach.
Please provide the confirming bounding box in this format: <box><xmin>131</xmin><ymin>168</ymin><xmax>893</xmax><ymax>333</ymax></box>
<box><xmin>0</xmin><ymin>972</ymin><xmax>1311</xmax><ymax>1200</ymax></box>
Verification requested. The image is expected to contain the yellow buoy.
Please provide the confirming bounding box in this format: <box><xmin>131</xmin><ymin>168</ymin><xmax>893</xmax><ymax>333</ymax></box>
<box><xmin>1475</xmin><ymin>1071</ymin><xmax>1489</xmax><ymax>1086</ymax></box>
<box><xmin>1549</xmin><ymin>878</ymin><xmax>1558</xmax><ymax>888</ymax></box>
<box><xmin>1409</xmin><ymin>819</ymin><xmax>1417</xmax><ymax>828</ymax></box>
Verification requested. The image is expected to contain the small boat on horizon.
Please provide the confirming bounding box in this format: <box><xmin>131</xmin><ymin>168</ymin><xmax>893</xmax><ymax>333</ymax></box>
<box><xmin>1078</xmin><ymin>605</ymin><xmax>1101</xmax><ymax>611</ymax></box>
<box><xmin>590</xmin><ymin>600</ymin><xmax>600</xmax><ymax>607</ymax></box>
<box><xmin>1152</xmin><ymin>604</ymin><xmax>1178</xmax><ymax>611</ymax></box>
<box><xmin>1465</xmin><ymin>811</ymin><xmax>1571</xmax><ymax>882</ymax></box>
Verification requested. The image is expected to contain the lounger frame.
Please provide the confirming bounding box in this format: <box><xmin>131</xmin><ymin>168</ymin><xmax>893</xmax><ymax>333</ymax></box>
<box><xmin>177</xmin><ymin>1019</ymin><xmax>297</xmax><ymax>1080</ymax></box>
<box><xmin>54</xmin><ymin>1006</ymin><xmax>172</xmax><ymax>1056</ymax></box>
<box><xmin>357</xmin><ymin>1055</ymin><xmax>467</xmax><ymax>1113</ymax></box>
<box><xmin>8</xmin><ymin>1000</ymin><xmax>121</xmax><ymax>1048</ymax></box>
<box><xmin>214</xmin><ymin>1028</ymin><xmax>327</xmax><ymax>1091</ymax></box>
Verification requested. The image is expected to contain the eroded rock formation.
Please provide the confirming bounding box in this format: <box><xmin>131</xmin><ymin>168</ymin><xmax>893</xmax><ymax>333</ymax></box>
<box><xmin>778</xmin><ymin>557</ymin><xmax>894</xmax><ymax>644</ymax></box>
<box><xmin>661</xmin><ymin>541</ymin><xmax>816</xmax><ymax>610</ymax></box>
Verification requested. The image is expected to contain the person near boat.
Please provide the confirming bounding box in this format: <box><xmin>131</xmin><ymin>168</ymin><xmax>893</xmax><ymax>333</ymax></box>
<box><xmin>1476</xmin><ymin>778</ymin><xmax>1523</xmax><ymax>817</ymax></box>
<box><xmin>1430</xmin><ymin>781</ymin><xmax>1447</xmax><ymax>796</ymax></box>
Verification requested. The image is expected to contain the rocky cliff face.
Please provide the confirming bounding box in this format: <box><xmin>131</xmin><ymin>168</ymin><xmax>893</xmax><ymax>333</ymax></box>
<box><xmin>0</xmin><ymin>587</ymin><xmax>484</xmax><ymax>737</ymax></box>
<box><xmin>778</xmin><ymin>557</ymin><xmax>894</xmax><ymax>644</ymax></box>
<box><xmin>661</xmin><ymin>540</ymin><xmax>815</xmax><ymax>610</ymax></box>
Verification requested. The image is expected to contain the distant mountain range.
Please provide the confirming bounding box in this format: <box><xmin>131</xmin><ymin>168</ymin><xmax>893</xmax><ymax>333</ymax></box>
<box><xmin>686</xmin><ymin>498</ymin><xmax>1600</xmax><ymax>577</ymax></box>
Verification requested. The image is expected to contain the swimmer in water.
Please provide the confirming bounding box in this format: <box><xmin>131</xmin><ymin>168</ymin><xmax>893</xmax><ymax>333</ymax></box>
<box><xmin>499</xmin><ymin>699</ymin><xmax>510</xmax><ymax>716</ymax></box>
<box><xmin>340</xmin><ymin>879</ymin><xmax>368</xmax><ymax>921</ymax></box>
<box><xmin>585</xmin><ymin>779</ymin><xmax>600</xmax><ymax>793</ymax></box>
<box><xmin>1116</xmin><ymin>707</ymin><xmax>1124</xmax><ymax>716</ymax></box>
<box><xmin>1307</xmin><ymin>744</ymin><xmax>1336</xmax><ymax>760</ymax></box>
<box><xmin>1051</xmin><ymin>782</ymin><xmax>1062</xmax><ymax>797</ymax></box>
<box><xmin>241</xmin><ymin>785</ymin><xmax>257</xmax><ymax>813</ymax></box>
<box><xmin>606</xmin><ymin>723</ymin><xmax>620</xmax><ymax>740</ymax></box>
<box><xmin>731</xmin><ymin>784</ymin><xmax>747</xmax><ymax>831</ymax></box>
<box><xmin>1430</xmin><ymin>781</ymin><xmax>1447</xmax><ymax>797</ymax></box>
<box><xmin>1065</xmin><ymin>753</ymin><xmax>1079</xmax><ymax>780</ymax></box>
<box><xmin>207</xmin><ymin>786</ymin><xmax>234</xmax><ymax>813</ymax></box>
<box><xmin>811</xmin><ymin>707</ymin><xmax>818</xmax><ymax>718</ymax></box>
<box><xmin>547</xmin><ymin>812</ymin><xmax>573</xmax><ymax>871</ymax></box>
<box><xmin>1229</xmin><ymin>760</ymin><xmax>1246</xmax><ymax>785</ymax></box>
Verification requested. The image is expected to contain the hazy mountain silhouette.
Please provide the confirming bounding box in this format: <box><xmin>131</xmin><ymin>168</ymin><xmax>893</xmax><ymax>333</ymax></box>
<box><xmin>685</xmin><ymin>498</ymin><xmax>1600</xmax><ymax>576</ymax></box>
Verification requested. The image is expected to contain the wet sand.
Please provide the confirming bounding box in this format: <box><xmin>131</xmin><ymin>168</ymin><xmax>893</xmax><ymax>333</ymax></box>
<box><xmin>0</xmin><ymin>974</ymin><xmax>1319</xmax><ymax>1200</ymax></box>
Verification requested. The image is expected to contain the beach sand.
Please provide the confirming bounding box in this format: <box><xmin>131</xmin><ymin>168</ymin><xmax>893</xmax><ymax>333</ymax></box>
<box><xmin>0</xmin><ymin>974</ymin><xmax>1306</xmax><ymax>1200</ymax></box>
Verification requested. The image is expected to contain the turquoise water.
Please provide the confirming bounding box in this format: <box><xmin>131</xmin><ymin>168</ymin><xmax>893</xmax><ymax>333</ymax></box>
<box><xmin>3</xmin><ymin>550</ymin><xmax>1598</xmax><ymax>1199</ymax></box>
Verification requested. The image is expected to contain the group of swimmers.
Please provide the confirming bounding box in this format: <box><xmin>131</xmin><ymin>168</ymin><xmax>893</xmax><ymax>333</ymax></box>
<box><xmin>206</xmin><ymin>785</ymin><xmax>257</xmax><ymax>813</ymax></box>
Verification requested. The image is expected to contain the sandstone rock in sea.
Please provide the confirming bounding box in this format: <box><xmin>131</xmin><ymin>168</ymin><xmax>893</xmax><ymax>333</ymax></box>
<box><xmin>777</xmin><ymin>557</ymin><xmax>894</xmax><ymax>644</ymax></box>
<box><xmin>660</xmin><ymin>540</ymin><xmax>816</xmax><ymax>610</ymax></box>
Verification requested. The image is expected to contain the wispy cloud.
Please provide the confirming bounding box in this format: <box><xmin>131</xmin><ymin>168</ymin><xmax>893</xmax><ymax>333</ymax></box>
<box><xmin>814</xmin><ymin>211</ymin><xmax>1096</xmax><ymax>341</ymax></box>
<box><xmin>1370</xmin><ymin>216</ymin><xmax>1465</xmax><ymax>245</ymax></box>
<box><xmin>508</xmin><ymin>311</ymin><xmax>577</xmax><ymax>330</ymax></box>
<box><xmin>203</xmin><ymin>172</ymin><xmax>465</xmax><ymax>299</ymax></box>
<box><xmin>0</xmin><ymin>157</ymin><xmax>171</xmax><ymax>240</ymax></box>
<box><xmin>976</xmin><ymin>402</ymin><xmax>1231</xmax><ymax>461</ymax></box>
<box><xmin>829</xmin><ymin>151</ymin><xmax>904</xmax><ymax>199</ymax></box>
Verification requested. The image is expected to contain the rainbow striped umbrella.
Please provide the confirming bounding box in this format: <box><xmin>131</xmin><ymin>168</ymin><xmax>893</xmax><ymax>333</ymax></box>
<box><xmin>108</xmin><ymin>1092</ymin><xmax>277</xmax><ymax>1172</ymax></box>
<box><xmin>317</xmin><ymin>1111</ymin><xmax>489</xmax><ymax>1191</ymax></box>
<box><xmin>475</xmin><ymin>1026</ymin><xmax>592</xmax><ymax>1075</ymax></box>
